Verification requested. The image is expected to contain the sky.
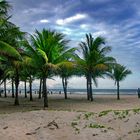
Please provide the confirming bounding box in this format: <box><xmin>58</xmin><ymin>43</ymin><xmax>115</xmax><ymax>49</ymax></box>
<box><xmin>7</xmin><ymin>0</ymin><xmax>140</xmax><ymax>89</ymax></box>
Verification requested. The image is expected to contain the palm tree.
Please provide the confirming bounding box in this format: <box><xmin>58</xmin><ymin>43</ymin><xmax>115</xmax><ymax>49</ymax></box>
<box><xmin>111</xmin><ymin>64</ymin><xmax>132</xmax><ymax>100</ymax></box>
<box><xmin>77</xmin><ymin>33</ymin><xmax>115</xmax><ymax>101</ymax></box>
<box><xmin>58</xmin><ymin>61</ymin><xmax>75</xmax><ymax>99</ymax></box>
<box><xmin>0</xmin><ymin>0</ymin><xmax>26</xmax><ymax>105</ymax></box>
<box><xmin>0</xmin><ymin>41</ymin><xmax>22</xmax><ymax>104</ymax></box>
<box><xmin>25</xmin><ymin>29</ymin><xmax>71</xmax><ymax>107</ymax></box>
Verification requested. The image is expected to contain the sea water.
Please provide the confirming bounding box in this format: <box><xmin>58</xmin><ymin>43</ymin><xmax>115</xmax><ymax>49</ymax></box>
<box><xmin>2</xmin><ymin>88</ymin><xmax>137</xmax><ymax>95</ymax></box>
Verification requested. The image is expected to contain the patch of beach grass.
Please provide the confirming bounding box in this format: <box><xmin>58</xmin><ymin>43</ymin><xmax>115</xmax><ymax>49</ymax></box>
<box><xmin>88</xmin><ymin>123</ymin><xmax>105</xmax><ymax>129</ymax></box>
<box><xmin>98</xmin><ymin>110</ymin><xmax>112</xmax><ymax>117</ymax></box>
<box><xmin>84</xmin><ymin>112</ymin><xmax>94</xmax><ymax>120</ymax></box>
<box><xmin>113</xmin><ymin>110</ymin><xmax>129</xmax><ymax>119</ymax></box>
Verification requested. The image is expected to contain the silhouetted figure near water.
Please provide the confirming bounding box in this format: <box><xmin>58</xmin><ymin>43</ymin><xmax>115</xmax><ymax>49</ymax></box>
<box><xmin>0</xmin><ymin>90</ymin><xmax>3</xmax><ymax>97</ymax></box>
<box><xmin>137</xmin><ymin>88</ymin><xmax>140</xmax><ymax>98</ymax></box>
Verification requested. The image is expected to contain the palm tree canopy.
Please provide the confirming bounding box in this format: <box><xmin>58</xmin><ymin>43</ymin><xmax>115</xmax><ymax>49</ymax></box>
<box><xmin>24</xmin><ymin>29</ymin><xmax>76</xmax><ymax>78</ymax></box>
<box><xmin>77</xmin><ymin>33</ymin><xmax>115</xmax><ymax>76</ymax></box>
<box><xmin>0</xmin><ymin>0</ymin><xmax>11</xmax><ymax>18</ymax></box>
<box><xmin>111</xmin><ymin>64</ymin><xmax>132</xmax><ymax>83</ymax></box>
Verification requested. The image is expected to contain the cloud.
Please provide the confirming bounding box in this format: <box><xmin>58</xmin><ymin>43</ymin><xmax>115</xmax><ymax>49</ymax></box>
<box><xmin>40</xmin><ymin>19</ymin><xmax>49</xmax><ymax>23</ymax></box>
<box><xmin>8</xmin><ymin>0</ymin><xmax>140</xmax><ymax>88</ymax></box>
<box><xmin>56</xmin><ymin>13</ymin><xmax>87</xmax><ymax>25</ymax></box>
<box><xmin>22</xmin><ymin>8</ymin><xmax>47</xmax><ymax>15</ymax></box>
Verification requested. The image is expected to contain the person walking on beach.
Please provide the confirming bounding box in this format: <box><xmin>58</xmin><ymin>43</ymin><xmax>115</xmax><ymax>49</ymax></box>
<box><xmin>137</xmin><ymin>88</ymin><xmax>140</xmax><ymax>98</ymax></box>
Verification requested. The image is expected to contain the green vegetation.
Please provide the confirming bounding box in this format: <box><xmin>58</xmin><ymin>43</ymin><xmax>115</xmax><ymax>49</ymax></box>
<box><xmin>109</xmin><ymin>64</ymin><xmax>132</xmax><ymax>100</ymax></box>
<box><xmin>84</xmin><ymin>112</ymin><xmax>94</xmax><ymax>119</ymax></box>
<box><xmin>133</xmin><ymin>129</ymin><xmax>140</xmax><ymax>133</ymax></box>
<box><xmin>71</xmin><ymin>121</ymin><xmax>80</xmax><ymax>134</ymax></box>
<box><xmin>71</xmin><ymin>121</ymin><xmax>78</xmax><ymax>127</ymax></box>
<box><xmin>89</xmin><ymin>123</ymin><xmax>105</xmax><ymax>128</ymax></box>
<box><xmin>133</xmin><ymin>108</ymin><xmax>140</xmax><ymax>114</ymax></box>
<box><xmin>98</xmin><ymin>110</ymin><xmax>112</xmax><ymax>117</ymax></box>
<box><xmin>113</xmin><ymin>110</ymin><xmax>129</xmax><ymax>119</ymax></box>
<box><xmin>77</xmin><ymin>34</ymin><xmax>115</xmax><ymax>101</ymax></box>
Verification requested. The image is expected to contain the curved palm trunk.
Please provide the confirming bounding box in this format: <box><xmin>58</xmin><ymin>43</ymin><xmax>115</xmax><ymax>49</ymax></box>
<box><xmin>12</xmin><ymin>78</ymin><xmax>14</xmax><ymax>98</ymax></box>
<box><xmin>29</xmin><ymin>77</ymin><xmax>33</xmax><ymax>101</ymax></box>
<box><xmin>62</xmin><ymin>77</ymin><xmax>68</xmax><ymax>99</ymax></box>
<box><xmin>117</xmin><ymin>81</ymin><xmax>120</xmax><ymax>100</ymax></box>
<box><xmin>43</xmin><ymin>77</ymin><xmax>48</xmax><ymax>107</ymax></box>
<box><xmin>38</xmin><ymin>78</ymin><xmax>42</xmax><ymax>99</ymax></box>
<box><xmin>14</xmin><ymin>69</ymin><xmax>19</xmax><ymax>105</ymax></box>
<box><xmin>24</xmin><ymin>80</ymin><xmax>27</xmax><ymax>98</ymax></box>
<box><xmin>4</xmin><ymin>79</ymin><xmax>7</xmax><ymax>97</ymax></box>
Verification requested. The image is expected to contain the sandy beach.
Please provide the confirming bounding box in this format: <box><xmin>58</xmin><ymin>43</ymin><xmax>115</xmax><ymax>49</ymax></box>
<box><xmin>0</xmin><ymin>94</ymin><xmax>140</xmax><ymax>140</ymax></box>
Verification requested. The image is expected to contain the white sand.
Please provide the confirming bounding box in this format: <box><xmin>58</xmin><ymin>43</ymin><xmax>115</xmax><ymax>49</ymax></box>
<box><xmin>0</xmin><ymin>94</ymin><xmax>140</xmax><ymax>140</ymax></box>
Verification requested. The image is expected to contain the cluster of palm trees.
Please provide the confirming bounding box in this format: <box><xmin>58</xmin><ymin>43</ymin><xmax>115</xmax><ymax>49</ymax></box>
<box><xmin>0</xmin><ymin>0</ymin><xmax>132</xmax><ymax>107</ymax></box>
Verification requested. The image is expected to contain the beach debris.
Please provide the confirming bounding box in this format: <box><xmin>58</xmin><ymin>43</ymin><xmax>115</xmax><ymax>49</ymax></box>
<box><xmin>128</xmin><ymin>131</ymin><xmax>132</xmax><ymax>134</ymax></box>
<box><xmin>101</xmin><ymin>129</ymin><xmax>108</xmax><ymax>133</ymax></box>
<box><xmin>35</xmin><ymin>127</ymin><xmax>41</xmax><ymax>131</ymax></box>
<box><xmin>92</xmin><ymin>133</ymin><xmax>98</xmax><ymax>136</ymax></box>
<box><xmin>3</xmin><ymin>126</ymin><xmax>8</xmax><ymax>129</ymax></box>
<box><xmin>124</xmin><ymin>118</ymin><xmax>129</xmax><ymax>122</ymax></box>
<box><xmin>44</xmin><ymin>120</ymin><xmax>59</xmax><ymax>130</ymax></box>
<box><xmin>26</xmin><ymin>132</ymin><xmax>36</xmax><ymax>135</ymax></box>
<box><xmin>107</xmin><ymin>127</ymin><xmax>114</xmax><ymax>130</ymax></box>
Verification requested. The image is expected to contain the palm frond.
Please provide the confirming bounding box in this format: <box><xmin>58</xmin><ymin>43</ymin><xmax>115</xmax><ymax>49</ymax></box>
<box><xmin>0</xmin><ymin>41</ymin><xmax>22</xmax><ymax>60</ymax></box>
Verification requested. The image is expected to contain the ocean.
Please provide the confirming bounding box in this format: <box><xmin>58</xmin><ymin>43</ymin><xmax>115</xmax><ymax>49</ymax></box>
<box><xmin>48</xmin><ymin>88</ymin><xmax>137</xmax><ymax>95</ymax></box>
<box><xmin>4</xmin><ymin>88</ymin><xmax>137</xmax><ymax>95</ymax></box>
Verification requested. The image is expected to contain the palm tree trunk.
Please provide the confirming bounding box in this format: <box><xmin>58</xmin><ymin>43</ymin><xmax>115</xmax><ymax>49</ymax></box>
<box><xmin>14</xmin><ymin>69</ymin><xmax>19</xmax><ymax>105</ymax></box>
<box><xmin>4</xmin><ymin>79</ymin><xmax>7</xmax><ymax>97</ymax></box>
<box><xmin>38</xmin><ymin>78</ymin><xmax>42</xmax><ymax>99</ymax></box>
<box><xmin>117</xmin><ymin>81</ymin><xmax>120</xmax><ymax>100</ymax></box>
<box><xmin>0</xmin><ymin>80</ymin><xmax>2</xmax><ymax>97</ymax></box>
<box><xmin>62</xmin><ymin>77</ymin><xmax>68</xmax><ymax>99</ymax></box>
<box><xmin>86</xmin><ymin>77</ymin><xmax>90</xmax><ymax>100</ymax></box>
<box><xmin>89</xmin><ymin>75</ymin><xmax>93</xmax><ymax>101</ymax></box>
<box><xmin>43</xmin><ymin>77</ymin><xmax>48</xmax><ymax>107</ymax></box>
<box><xmin>29</xmin><ymin>77</ymin><xmax>33</xmax><ymax>101</ymax></box>
<box><xmin>12</xmin><ymin>78</ymin><xmax>14</xmax><ymax>98</ymax></box>
<box><xmin>24</xmin><ymin>80</ymin><xmax>27</xmax><ymax>98</ymax></box>
<box><xmin>42</xmin><ymin>80</ymin><xmax>44</xmax><ymax>98</ymax></box>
